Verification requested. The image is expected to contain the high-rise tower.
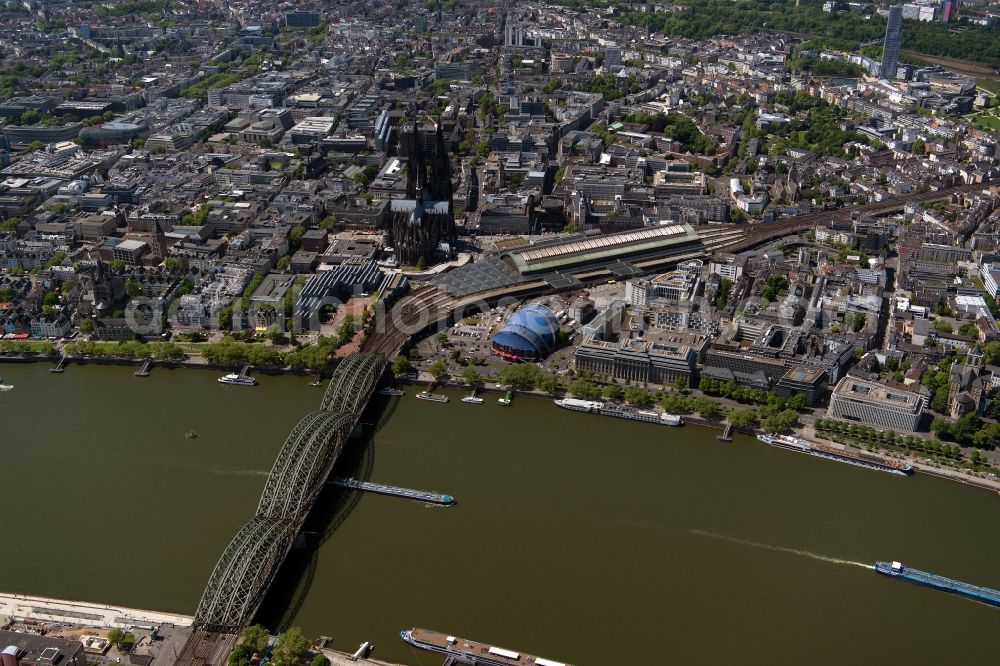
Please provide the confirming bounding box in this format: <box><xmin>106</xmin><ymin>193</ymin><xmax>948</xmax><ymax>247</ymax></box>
<box><xmin>879</xmin><ymin>6</ymin><xmax>903</xmax><ymax>79</ymax></box>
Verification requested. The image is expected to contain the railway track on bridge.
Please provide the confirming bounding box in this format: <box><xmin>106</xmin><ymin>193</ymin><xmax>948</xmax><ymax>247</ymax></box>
<box><xmin>725</xmin><ymin>181</ymin><xmax>986</xmax><ymax>252</ymax></box>
<box><xmin>176</xmin><ymin>355</ymin><xmax>388</xmax><ymax>666</ymax></box>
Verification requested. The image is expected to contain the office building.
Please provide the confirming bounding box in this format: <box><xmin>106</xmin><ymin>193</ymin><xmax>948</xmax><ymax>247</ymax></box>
<box><xmin>434</xmin><ymin>63</ymin><xmax>471</xmax><ymax>80</ymax></box>
<box><xmin>285</xmin><ymin>11</ymin><xmax>321</xmax><ymax>27</ymax></box>
<box><xmin>604</xmin><ymin>47</ymin><xmax>622</xmax><ymax>68</ymax></box>
<box><xmin>827</xmin><ymin>376</ymin><xmax>924</xmax><ymax>432</ymax></box>
<box><xmin>575</xmin><ymin>335</ymin><xmax>701</xmax><ymax>387</ymax></box>
<box><xmin>774</xmin><ymin>364</ymin><xmax>829</xmax><ymax>406</ymax></box>
<box><xmin>880</xmin><ymin>6</ymin><xmax>903</xmax><ymax>79</ymax></box>
<box><xmin>111</xmin><ymin>239</ymin><xmax>149</xmax><ymax>267</ymax></box>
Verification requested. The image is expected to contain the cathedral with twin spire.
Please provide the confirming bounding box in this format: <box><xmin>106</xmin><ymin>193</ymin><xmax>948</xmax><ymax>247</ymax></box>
<box><xmin>388</xmin><ymin>116</ymin><xmax>456</xmax><ymax>266</ymax></box>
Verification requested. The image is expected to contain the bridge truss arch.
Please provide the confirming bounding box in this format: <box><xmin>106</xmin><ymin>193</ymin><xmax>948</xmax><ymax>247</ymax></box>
<box><xmin>194</xmin><ymin>517</ymin><xmax>298</xmax><ymax>632</ymax></box>
<box><xmin>256</xmin><ymin>410</ymin><xmax>354</xmax><ymax>522</ymax></box>
<box><xmin>321</xmin><ymin>352</ymin><xmax>386</xmax><ymax>417</ymax></box>
<box><xmin>193</xmin><ymin>351</ymin><xmax>390</xmax><ymax>634</ymax></box>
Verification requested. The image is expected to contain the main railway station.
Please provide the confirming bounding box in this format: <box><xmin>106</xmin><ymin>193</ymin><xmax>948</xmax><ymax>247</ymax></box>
<box><xmin>431</xmin><ymin>223</ymin><xmax>711</xmax><ymax>299</ymax></box>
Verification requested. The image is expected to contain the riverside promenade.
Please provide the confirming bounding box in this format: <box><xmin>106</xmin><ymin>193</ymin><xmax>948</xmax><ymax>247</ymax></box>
<box><xmin>0</xmin><ymin>592</ymin><xmax>193</xmax><ymax>629</ymax></box>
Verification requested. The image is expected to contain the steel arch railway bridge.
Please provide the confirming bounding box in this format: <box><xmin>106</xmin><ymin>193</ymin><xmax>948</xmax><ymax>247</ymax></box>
<box><xmin>177</xmin><ymin>181</ymin><xmax>986</xmax><ymax>664</ymax></box>
<box><xmin>192</xmin><ymin>353</ymin><xmax>386</xmax><ymax>634</ymax></box>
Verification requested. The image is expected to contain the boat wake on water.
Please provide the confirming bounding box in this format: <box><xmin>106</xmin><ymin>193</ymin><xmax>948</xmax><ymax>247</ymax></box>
<box><xmin>690</xmin><ymin>529</ymin><xmax>872</xmax><ymax>569</ymax></box>
<box><xmin>164</xmin><ymin>459</ymin><xmax>270</xmax><ymax>478</ymax></box>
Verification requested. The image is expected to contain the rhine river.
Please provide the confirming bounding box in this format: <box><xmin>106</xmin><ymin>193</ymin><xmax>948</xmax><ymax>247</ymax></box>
<box><xmin>2</xmin><ymin>363</ymin><xmax>999</xmax><ymax>665</ymax></box>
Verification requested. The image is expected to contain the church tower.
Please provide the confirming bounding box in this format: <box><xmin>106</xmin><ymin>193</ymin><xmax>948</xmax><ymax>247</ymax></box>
<box><xmin>388</xmin><ymin>116</ymin><xmax>456</xmax><ymax>266</ymax></box>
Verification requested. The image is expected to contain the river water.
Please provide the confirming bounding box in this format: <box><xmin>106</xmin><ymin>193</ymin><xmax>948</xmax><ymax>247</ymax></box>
<box><xmin>2</xmin><ymin>364</ymin><xmax>998</xmax><ymax>665</ymax></box>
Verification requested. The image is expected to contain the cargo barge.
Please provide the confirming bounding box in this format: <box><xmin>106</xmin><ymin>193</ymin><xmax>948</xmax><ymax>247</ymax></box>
<box><xmin>875</xmin><ymin>561</ymin><xmax>1000</xmax><ymax>607</ymax></box>
<box><xmin>554</xmin><ymin>398</ymin><xmax>682</xmax><ymax>426</ymax></box>
<box><xmin>400</xmin><ymin>628</ymin><xmax>572</xmax><ymax>666</ymax></box>
<box><xmin>331</xmin><ymin>478</ymin><xmax>455</xmax><ymax>505</ymax></box>
<box><xmin>757</xmin><ymin>433</ymin><xmax>912</xmax><ymax>476</ymax></box>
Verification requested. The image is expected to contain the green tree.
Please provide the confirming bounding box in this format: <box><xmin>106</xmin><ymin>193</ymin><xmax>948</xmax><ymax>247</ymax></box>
<box><xmin>623</xmin><ymin>387</ymin><xmax>651</xmax><ymax>406</ymax></box>
<box><xmin>933</xmin><ymin>319</ymin><xmax>953</xmax><ymax>334</ymax></box>
<box><xmin>0</xmin><ymin>286</ymin><xmax>14</xmax><ymax>302</ymax></box>
<box><xmin>972</xmin><ymin>422</ymin><xmax>1000</xmax><ymax>450</ymax></box>
<box><xmin>761</xmin><ymin>409</ymin><xmax>799</xmax><ymax>433</ymax></box>
<box><xmin>229</xmin><ymin>644</ymin><xmax>254</xmax><ymax>666</ymax></box>
<box><xmin>462</xmin><ymin>366</ymin><xmax>480</xmax><ymax>385</ymax></box>
<box><xmin>693</xmin><ymin>397</ymin><xmax>722</xmax><ymax>419</ymax></box>
<box><xmin>119</xmin><ymin>633</ymin><xmax>136</xmax><ymax>653</ymax></box>
<box><xmin>239</xmin><ymin>625</ymin><xmax>270</xmax><ymax>654</ymax></box>
<box><xmin>391</xmin><ymin>355</ymin><xmax>412</xmax><ymax>376</ymax></box>
<box><xmin>951</xmin><ymin>411</ymin><xmax>980</xmax><ymax>445</ymax></box>
<box><xmin>429</xmin><ymin>358</ymin><xmax>449</xmax><ymax>378</ymax></box>
<box><xmin>45</xmin><ymin>251</ymin><xmax>67</xmax><ymax>269</ymax></box>
<box><xmin>498</xmin><ymin>364</ymin><xmax>542</xmax><ymax>389</ymax></box>
<box><xmin>851</xmin><ymin>311</ymin><xmax>866</xmax><ymax>332</ymax></box>
<box><xmin>79</xmin><ymin>318</ymin><xmax>94</xmax><ymax>334</ymax></box>
<box><xmin>728</xmin><ymin>408</ymin><xmax>759</xmax><ymax>429</ymax></box>
<box><xmin>958</xmin><ymin>322</ymin><xmax>979</xmax><ymax>339</ymax></box>
<box><xmin>107</xmin><ymin>629</ymin><xmax>124</xmax><ymax>646</ymax></box>
<box><xmin>788</xmin><ymin>393</ymin><xmax>808</xmax><ymax>412</ymax></box>
<box><xmin>760</xmin><ymin>275</ymin><xmax>789</xmax><ymax>301</ymax></box>
<box><xmin>984</xmin><ymin>341</ymin><xmax>1000</xmax><ymax>366</ymax></box>
<box><xmin>335</xmin><ymin>315</ymin><xmax>357</xmax><ymax>346</ymax></box>
<box><xmin>567</xmin><ymin>379</ymin><xmax>601</xmax><ymax>399</ymax></box>
<box><xmin>660</xmin><ymin>393</ymin><xmax>690</xmax><ymax>413</ymax></box>
<box><xmin>309</xmin><ymin>656</ymin><xmax>330</xmax><ymax>666</ymax></box>
<box><xmin>415</xmin><ymin>256</ymin><xmax>427</xmax><ymax>271</ymax></box>
<box><xmin>602</xmin><ymin>384</ymin><xmax>624</xmax><ymax>402</ymax></box>
<box><xmin>714</xmin><ymin>277</ymin><xmax>733</xmax><ymax>309</ymax></box>
<box><xmin>19</xmin><ymin>108</ymin><xmax>40</xmax><ymax>125</ymax></box>
<box><xmin>270</xmin><ymin>628</ymin><xmax>309</xmax><ymax>666</ymax></box>
<box><xmin>931</xmin><ymin>417</ymin><xmax>953</xmax><ymax>440</ymax></box>
<box><xmin>290</xmin><ymin>226</ymin><xmax>305</xmax><ymax>250</ymax></box>
<box><xmin>125</xmin><ymin>279</ymin><xmax>142</xmax><ymax>297</ymax></box>
<box><xmin>276</xmin><ymin>255</ymin><xmax>291</xmax><ymax>271</ymax></box>
<box><xmin>538</xmin><ymin>373</ymin><xmax>562</xmax><ymax>395</ymax></box>
<box><xmin>930</xmin><ymin>386</ymin><xmax>950</xmax><ymax>413</ymax></box>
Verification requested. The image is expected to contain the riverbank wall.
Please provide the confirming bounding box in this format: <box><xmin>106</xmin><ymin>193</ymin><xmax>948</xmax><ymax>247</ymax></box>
<box><xmin>0</xmin><ymin>353</ymin><xmax>324</xmax><ymax>377</ymax></box>
<box><xmin>0</xmin><ymin>592</ymin><xmax>193</xmax><ymax>630</ymax></box>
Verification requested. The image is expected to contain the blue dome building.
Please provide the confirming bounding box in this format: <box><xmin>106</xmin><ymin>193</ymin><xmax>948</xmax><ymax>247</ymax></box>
<box><xmin>491</xmin><ymin>303</ymin><xmax>561</xmax><ymax>361</ymax></box>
